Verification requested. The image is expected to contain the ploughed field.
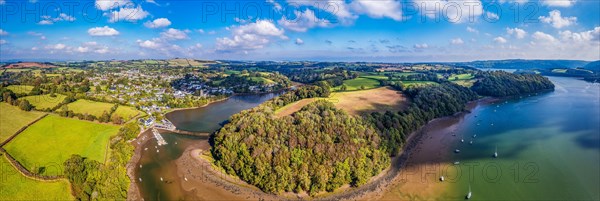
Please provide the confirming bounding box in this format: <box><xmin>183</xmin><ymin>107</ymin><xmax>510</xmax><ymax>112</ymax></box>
<box><xmin>4</xmin><ymin>114</ymin><xmax>120</xmax><ymax>176</ymax></box>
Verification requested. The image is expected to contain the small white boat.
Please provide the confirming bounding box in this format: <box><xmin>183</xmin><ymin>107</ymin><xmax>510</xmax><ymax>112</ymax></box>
<box><xmin>455</xmin><ymin>149</ymin><xmax>460</xmax><ymax>153</ymax></box>
<box><xmin>184</xmin><ymin>177</ymin><xmax>188</xmax><ymax>181</ymax></box>
<box><xmin>144</xmin><ymin>148</ymin><xmax>148</xmax><ymax>151</ymax></box>
<box><xmin>493</xmin><ymin>146</ymin><xmax>498</xmax><ymax>158</ymax></box>
<box><xmin>472</xmin><ymin>134</ymin><xmax>477</xmax><ymax>138</ymax></box>
<box><xmin>157</xmin><ymin>149</ymin><xmax>160</xmax><ymax>153</ymax></box>
<box><xmin>139</xmin><ymin>165</ymin><xmax>142</xmax><ymax>168</ymax></box>
<box><xmin>160</xmin><ymin>177</ymin><xmax>163</xmax><ymax>181</ymax></box>
<box><xmin>466</xmin><ymin>185</ymin><xmax>472</xmax><ymax>199</ymax></box>
<box><xmin>469</xmin><ymin>141</ymin><xmax>473</xmax><ymax>145</ymax></box>
<box><xmin>439</xmin><ymin>176</ymin><xmax>445</xmax><ymax>181</ymax></box>
<box><xmin>454</xmin><ymin>161</ymin><xmax>460</xmax><ymax>165</ymax></box>
<box><xmin>461</xmin><ymin>139</ymin><xmax>464</xmax><ymax>143</ymax></box>
<box><xmin>139</xmin><ymin>178</ymin><xmax>142</xmax><ymax>182</ymax></box>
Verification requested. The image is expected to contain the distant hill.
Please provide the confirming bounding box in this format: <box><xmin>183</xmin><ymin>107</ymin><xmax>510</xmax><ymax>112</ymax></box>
<box><xmin>1</xmin><ymin>62</ymin><xmax>58</xmax><ymax>69</ymax></box>
<box><xmin>459</xmin><ymin>59</ymin><xmax>591</xmax><ymax>70</ymax></box>
<box><xmin>582</xmin><ymin>60</ymin><xmax>600</xmax><ymax>72</ymax></box>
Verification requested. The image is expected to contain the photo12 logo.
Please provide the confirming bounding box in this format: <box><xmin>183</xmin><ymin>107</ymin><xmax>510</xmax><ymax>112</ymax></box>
<box><xmin>398</xmin><ymin>161</ymin><xmax>540</xmax><ymax>184</ymax></box>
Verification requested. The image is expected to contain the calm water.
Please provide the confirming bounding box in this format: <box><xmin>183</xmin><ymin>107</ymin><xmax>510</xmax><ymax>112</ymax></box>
<box><xmin>443</xmin><ymin>76</ymin><xmax>600</xmax><ymax>200</ymax></box>
<box><xmin>136</xmin><ymin>92</ymin><xmax>281</xmax><ymax>201</ymax></box>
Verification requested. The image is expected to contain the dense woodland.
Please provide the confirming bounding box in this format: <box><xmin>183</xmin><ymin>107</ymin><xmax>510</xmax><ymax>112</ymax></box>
<box><xmin>63</xmin><ymin>122</ymin><xmax>138</xmax><ymax>200</ymax></box>
<box><xmin>472</xmin><ymin>71</ymin><xmax>554</xmax><ymax>97</ymax></box>
<box><xmin>212</xmin><ymin>101</ymin><xmax>389</xmax><ymax>195</ymax></box>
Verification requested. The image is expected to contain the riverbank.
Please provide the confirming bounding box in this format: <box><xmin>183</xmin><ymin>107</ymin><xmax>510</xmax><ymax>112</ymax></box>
<box><xmin>158</xmin><ymin>97</ymin><xmax>498</xmax><ymax>201</ymax></box>
<box><xmin>126</xmin><ymin>128</ymin><xmax>153</xmax><ymax>201</ymax></box>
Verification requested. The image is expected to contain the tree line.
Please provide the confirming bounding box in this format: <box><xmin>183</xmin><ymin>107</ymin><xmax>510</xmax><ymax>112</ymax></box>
<box><xmin>471</xmin><ymin>71</ymin><xmax>554</xmax><ymax>97</ymax></box>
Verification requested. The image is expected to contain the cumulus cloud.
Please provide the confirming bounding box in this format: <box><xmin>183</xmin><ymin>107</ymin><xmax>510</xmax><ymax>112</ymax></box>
<box><xmin>414</xmin><ymin>0</ymin><xmax>484</xmax><ymax>23</ymax></box>
<box><xmin>506</xmin><ymin>27</ymin><xmax>527</xmax><ymax>39</ymax></box>
<box><xmin>541</xmin><ymin>0</ymin><xmax>576</xmax><ymax>7</ymax></box>
<box><xmin>295</xmin><ymin>38</ymin><xmax>304</xmax><ymax>45</ymax></box>
<box><xmin>451</xmin><ymin>38</ymin><xmax>464</xmax><ymax>45</ymax></box>
<box><xmin>37</xmin><ymin>13</ymin><xmax>76</xmax><ymax>25</ymax></box>
<box><xmin>278</xmin><ymin>9</ymin><xmax>331</xmax><ymax>32</ymax></box>
<box><xmin>216</xmin><ymin>20</ymin><xmax>287</xmax><ymax>51</ymax></box>
<box><xmin>88</xmin><ymin>26</ymin><xmax>120</xmax><ymax>36</ymax></box>
<box><xmin>466</xmin><ymin>26</ymin><xmax>479</xmax><ymax>34</ymax></box>
<box><xmin>96</xmin><ymin>0</ymin><xmax>132</xmax><ymax>11</ymax></box>
<box><xmin>75</xmin><ymin>41</ymin><xmax>110</xmax><ymax>54</ymax></box>
<box><xmin>0</xmin><ymin>29</ymin><xmax>8</xmax><ymax>36</ymax></box>
<box><xmin>266</xmin><ymin>0</ymin><xmax>282</xmax><ymax>11</ymax></box>
<box><xmin>414</xmin><ymin>43</ymin><xmax>428</xmax><ymax>49</ymax></box>
<box><xmin>0</xmin><ymin>40</ymin><xmax>7</xmax><ymax>45</ymax></box>
<box><xmin>292</xmin><ymin>0</ymin><xmax>357</xmax><ymax>24</ymax></box>
<box><xmin>350</xmin><ymin>0</ymin><xmax>403</xmax><ymax>21</ymax></box>
<box><xmin>485</xmin><ymin>11</ymin><xmax>499</xmax><ymax>21</ymax></box>
<box><xmin>494</xmin><ymin>36</ymin><xmax>508</xmax><ymax>43</ymax></box>
<box><xmin>46</xmin><ymin>43</ymin><xmax>67</xmax><ymax>50</ymax></box>
<box><xmin>107</xmin><ymin>5</ymin><xmax>149</xmax><ymax>22</ymax></box>
<box><xmin>559</xmin><ymin>27</ymin><xmax>600</xmax><ymax>42</ymax></box>
<box><xmin>144</xmin><ymin>18</ymin><xmax>171</xmax><ymax>29</ymax></box>
<box><xmin>532</xmin><ymin>31</ymin><xmax>557</xmax><ymax>42</ymax></box>
<box><xmin>160</xmin><ymin>28</ymin><xmax>188</xmax><ymax>40</ymax></box>
<box><xmin>539</xmin><ymin>10</ymin><xmax>576</xmax><ymax>29</ymax></box>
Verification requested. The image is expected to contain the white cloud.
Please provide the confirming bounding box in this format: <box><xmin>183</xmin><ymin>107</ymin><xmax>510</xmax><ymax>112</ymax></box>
<box><xmin>0</xmin><ymin>40</ymin><xmax>7</xmax><ymax>45</ymax></box>
<box><xmin>467</xmin><ymin>26</ymin><xmax>478</xmax><ymax>34</ymax></box>
<box><xmin>76</xmin><ymin>42</ymin><xmax>110</xmax><ymax>54</ymax></box>
<box><xmin>146</xmin><ymin>0</ymin><xmax>159</xmax><ymax>5</ymax></box>
<box><xmin>414</xmin><ymin>43</ymin><xmax>428</xmax><ymax>49</ymax></box>
<box><xmin>541</xmin><ymin>0</ymin><xmax>576</xmax><ymax>7</ymax></box>
<box><xmin>559</xmin><ymin>27</ymin><xmax>600</xmax><ymax>42</ymax></box>
<box><xmin>46</xmin><ymin>43</ymin><xmax>67</xmax><ymax>50</ymax></box>
<box><xmin>506</xmin><ymin>27</ymin><xmax>527</xmax><ymax>39</ymax></box>
<box><xmin>107</xmin><ymin>5</ymin><xmax>149</xmax><ymax>22</ymax></box>
<box><xmin>350</xmin><ymin>0</ymin><xmax>403</xmax><ymax>21</ymax></box>
<box><xmin>414</xmin><ymin>0</ymin><xmax>484</xmax><ymax>23</ymax></box>
<box><xmin>486</xmin><ymin>11</ymin><xmax>499</xmax><ymax>20</ymax></box>
<box><xmin>216</xmin><ymin>20</ymin><xmax>287</xmax><ymax>51</ymax></box>
<box><xmin>37</xmin><ymin>13</ymin><xmax>76</xmax><ymax>25</ymax></box>
<box><xmin>144</xmin><ymin>18</ymin><xmax>171</xmax><ymax>28</ymax></box>
<box><xmin>539</xmin><ymin>10</ymin><xmax>576</xmax><ymax>29</ymax></box>
<box><xmin>532</xmin><ymin>31</ymin><xmax>557</xmax><ymax>42</ymax></box>
<box><xmin>278</xmin><ymin>9</ymin><xmax>331</xmax><ymax>32</ymax></box>
<box><xmin>160</xmin><ymin>28</ymin><xmax>188</xmax><ymax>40</ymax></box>
<box><xmin>96</xmin><ymin>0</ymin><xmax>132</xmax><ymax>11</ymax></box>
<box><xmin>292</xmin><ymin>0</ymin><xmax>357</xmax><ymax>25</ymax></box>
<box><xmin>266</xmin><ymin>0</ymin><xmax>282</xmax><ymax>11</ymax></box>
<box><xmin>451</xmin><ymin>38</ymin><xmax>464</xmax><ymax>45</ymax></box>
<box><xmin>494</xmin><ymin>36</ymin><xmax>507</xmax><ymax>43</ymax></box>
<box><xmin>0</xmin><ymin>29</ymin><xmax>8</xmax><ymax>36</ymax></box>
<box><xmin>295</xmin><ymin>38</ymin><xmax>304</xmax><ymax>45</ymax></box>
<box><xmin>0</xmin><ymin>0</ymin><xmax>5</xmax><ymax>5</ymax></box>
<box><xmin>137</xmin><ymin>39</ymin><xmax>162</xmax><ymax>49</ymax></box>
<box><xmin>88</xmin><ymin>26</ymin><xmax>120</xmax><ymax>36</ymax></box>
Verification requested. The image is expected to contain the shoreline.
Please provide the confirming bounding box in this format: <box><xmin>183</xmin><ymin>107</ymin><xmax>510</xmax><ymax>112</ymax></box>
<box><xmin>154</xmin><ymin>97</ymin><xmax>500</xmax><ymax>201</ymax></box>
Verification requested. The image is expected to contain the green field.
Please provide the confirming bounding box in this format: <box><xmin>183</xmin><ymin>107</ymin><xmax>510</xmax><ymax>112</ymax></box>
<box><xmin>361</xmin><ymin>75</ymin><xmax>389</xmax><ymax>81</ymax></box>
<box><xmin>112</xmin><ymin>106</ymin><xmax>142</xmax><ymax>121</ymax></box>
<box><xmin>552</xmin><ymin>69</ymin><xmax>568</xmax><ymax>73</ymax></box>
<box><xmin>448</xmin><ymin>73</ymin><xmax>474</xmax><ymax>80</ymax></box>
<box><xmin>6</xmin><ymin>85</ymin><xmax>34</xmax><ymax>94</ymax></box>
<box><xmin>0</xmin><ymin>156</ymin><xmax>73</xmax><ymax>200</ymax></box>
<box><xmin>61</xmin><ymin>99</ymin><xmax>114</xmax><ymax>117</ymax></box>
<box><xmin>4</xmin><ymin>115</ymin><xmax>120</xmax><ymax>176</ymax></box>
<box><xmin>334</xmin><ymin>77</ymin><xmax>381</xmax><ymax>91</ymax></box>
<box><xmin>0</xmin><ymin>103</ymin><xmax>45</xmax><ymax>143</ymax></box>
<box><xmin>21</xmin><ymin>94</ymin><xmax>66</xmax><ymax>110</ymax></box>
<box><xmin>402</xmin><ymin>81</ymin><xmax>438</xmax><ymax>87</ymax></box>
<box><xmin>249</xmin><ymin>77</ymin><xmax>275</xmax><ymax>84</ymax></box>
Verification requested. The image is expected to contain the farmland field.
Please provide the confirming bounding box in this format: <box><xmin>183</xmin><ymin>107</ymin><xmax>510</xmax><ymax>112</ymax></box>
<box><xmin>61</xmin><ymin>99</ymin><xmax>115</xmax><ymax>117</ymax></box>
<box><xmin>112</xmin><ymin>105</ymin><xmax>143</xmax><ymax>121</ymax></box>
<box><xmin>0</xmin><ymin>156</ymin><xmax>73</xmax><ymax>200</ymax></box>
<box><xmin>333</xmin><ymin>77</ymin><xmax>381</xmax><ymax>91</ymax></box>
<box><xmin>402</xmin><ymin>80</ymin><xmax>438</xmax><ymax>87</ymax></box>
<box><xmin>4</xmin><ymin>115</ymin><xmax>120</xmax><ymax>176</ymax></box>
<box><xmin>6</xmin><ymin>85</ymin><xmax>34</xmax><ymax>94</ymax></box>
<box><xmin>0</xmin><ymin>103</ymin><xmax>45</xmax><ymax>143</ymax></box>
<box><xmin>21</xmin><ymin>94</ymin><xmax>66</xmax><ymax>110</ymax></box>
<box><xmin>448</xmin><ymin>73</ymin><xmax>474</xmax><ymax>80</ymax></box>
<box><xmin>249</xmin><ymin>77</ymin><xmax>275</xmax><ymax>84</ymax></box>
<box><xmin>275</xmin><ymin>87</ymin><xmax>407</xmax><ymax>116</ymax></box>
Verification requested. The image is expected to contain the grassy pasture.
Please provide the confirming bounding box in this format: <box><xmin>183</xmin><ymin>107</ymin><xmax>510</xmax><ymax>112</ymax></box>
<box><xmin>0</xmin><ymin>156</ymin><xmax>73</xmax><ymax>200</ymax></box>
<box><xmin>61</xmin><ymin>99</ymin><xmax>114</xmax><ymax>117</ymax></box>
<box><xmin>333</xmin><ymin>77</ymin><xmax>381</xmax><ymax>91</ymax></box>
<box><xmin>112</xmin><ymin>106</ymin><xmax>142</xmax><ymax>121</ymax></box>
<box><xmin>21</xmin><ymin>94</ymin><xmax>66</xmax><ymax>110</ymax></box>
<box><xmin>4</xmin><ymin>115</ymin><xmax>120</xmax><ymax>176</ymax></box>
<box><xmin>6</xmin><ymin>85</ymin><xmax>34</xmax><ymax>94</ymax></box>
<box><xmin>402</xmin><ymin>81</ymin><xmax>438</xmax><ymax>87</ymax></box>
<box><xmin>249</xmin><ymin>77</ymin><xmax>275</xmax><ymax>84</ymax></box>
<box><xmin>448</xmin><ymin>73</ymin><xmax>474</xmax><ymax>80</ymax></box>
<box><xmin>0</xmin><ymin>103</ymin><xmax>45</xmax><ymax>143</ymax></box>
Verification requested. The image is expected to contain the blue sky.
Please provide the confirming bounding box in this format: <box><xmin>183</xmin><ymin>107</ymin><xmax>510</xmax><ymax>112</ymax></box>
<box><xmin>0</xmin><ymin>0</ymin><xmax>598</xmax><ymax>62</ymax></box>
